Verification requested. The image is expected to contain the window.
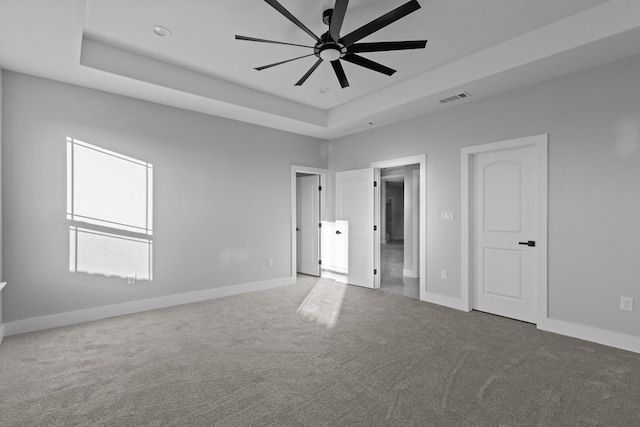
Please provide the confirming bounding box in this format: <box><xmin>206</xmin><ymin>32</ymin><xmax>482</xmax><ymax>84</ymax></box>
<box><xmin>67</xmin><ymin>137</ymin><xmax>153</xmax><ymax>280</ymax></box>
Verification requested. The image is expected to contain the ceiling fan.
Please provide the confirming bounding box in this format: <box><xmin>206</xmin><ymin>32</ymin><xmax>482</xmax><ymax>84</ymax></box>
<box><xmin>235</xmin><ymin>0</ymin><xmax>428</xmax><ymax>88</ymax></box>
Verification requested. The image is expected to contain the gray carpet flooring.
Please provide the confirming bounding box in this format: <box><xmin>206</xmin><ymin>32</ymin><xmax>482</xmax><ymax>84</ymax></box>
<box><xmin>1</xmin><ymin>275</ymin><xmax>639</xmax><ymax>426</ymax></box>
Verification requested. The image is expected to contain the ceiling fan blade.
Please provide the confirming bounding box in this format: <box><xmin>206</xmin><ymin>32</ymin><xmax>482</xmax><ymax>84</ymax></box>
<box><xmin>339</xmin><ymin>0</ymin><xmax>421</xmax><ymax>47</ymax></box>
<box><xmin>235</xmin><ymin>35</ymin><xmax>314</xmax><ymax>49</ymax></box>
<box><xmin>295</xmin><ymin>59</ymin><xmax>323</xmax><ymax>86</ymax></box>
<box><xmin>331</xmin><ymin>60</ymin><xmax>350</xmax><ymax>88</ymax></box>
<box><xmin>264</xmin><ymin>0</ymin><xmax>320</xmax><ymax>42</ymax></box>
<box><xmin>329</xmin><ymin>0</ymin><xmax>350</xmax><ymax>42</ymax></box>
<box><xmin>342</xmin><ymin>54</ymin><xmax>396</xmax><ymax>76</ymax></box>
<box><xmin>348</xmin><ymin>40</ymin><xmax>427</xmax><ymax>53</ymax></box>
<box><xmin>255</xmin><ymin>54</ymin><xmax>315</xmax><ymax>71</ymax></box>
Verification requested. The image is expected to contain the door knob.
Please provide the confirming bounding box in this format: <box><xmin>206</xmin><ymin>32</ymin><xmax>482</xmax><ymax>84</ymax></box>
<box><xmin>518</xmin><ymin>240</ymin><xmax>536</xmax><ymax>247</ymax></box>
<box><xmin>336</xmin><ymin>230</ymin><xmax>342</xmax><ymax>235</ymax></box>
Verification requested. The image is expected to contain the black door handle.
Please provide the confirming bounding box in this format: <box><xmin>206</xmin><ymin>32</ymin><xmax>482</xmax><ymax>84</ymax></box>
<box><xmin>336</xmin><ymin>230</ymin><xmax>342</xmax><ymax>235</ymax></box>
<box><xmin>519</xmin><ymin>241</ymin><xmax>536</xmax><ymax>247</ymax></box>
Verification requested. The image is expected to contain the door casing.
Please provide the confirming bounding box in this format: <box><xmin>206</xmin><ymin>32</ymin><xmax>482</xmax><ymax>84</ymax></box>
<box><xmin>371</xmin><ymin>155</ymin><xmax>426</xmax><ymax>299</ymax></box>
<box><xmin>291</xmin><ymin>166</ymin><xmax>328</xmax><ymax>280</ymax></box>
<box><xmin>461</xmin><ymin>134</ymin><xmax>548</xmax><ymax>322</ymax></box>
<box><xmin>296</xmin><ymin>174</ymin><xmax>321</xmax><ymax>276</ymax></box>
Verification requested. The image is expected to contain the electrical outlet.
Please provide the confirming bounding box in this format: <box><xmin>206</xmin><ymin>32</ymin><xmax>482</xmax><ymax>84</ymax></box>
<box><xmin>441</xmin><ymin>211</ymin><xmax>455</xmax><ymax>221</ymax></box>
<box><xmin>620</xmin><ymin>296</ymin><xmax>634</xmax><ymax>312</ymax></box>
<box><xmin>267</xmin><ymin>258</ymin><xmax>274</xmax><ymax>267</ymax></box>
<box><xmin>441</xmin><ymin>269</ymin><xmax>448</xmax><ymax>279</ymax></box>
<box><xmin>127</xmin><ymin>274</ymin><xmax>136</xmax><ymax>285</ymax></box>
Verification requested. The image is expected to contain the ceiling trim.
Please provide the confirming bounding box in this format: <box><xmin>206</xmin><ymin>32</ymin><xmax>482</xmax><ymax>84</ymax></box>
<box><xmin>328</xmin><ymin>0</ymin><xmax>640</xmax><ymax>128</ymax></box>
<box><xmin>3</xmin><ymin>0</ymin><xmax>640</xmax><ymax>139</ymax></box>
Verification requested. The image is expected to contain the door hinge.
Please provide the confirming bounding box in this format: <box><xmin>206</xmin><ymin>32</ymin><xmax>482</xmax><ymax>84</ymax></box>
<box><xmin>374</xmin><ymin>269</ymin><xmax>377</xmax><ymax>275</ymax></box>
<box><xmin>374</xmin><ymin>225</ymin><xmax>377</xmax><ymax>231</ymax></box>
<box><xmin>318</xmin><ymin>185</ymin><xmax>322</xmax><ymax>191</ymax></box>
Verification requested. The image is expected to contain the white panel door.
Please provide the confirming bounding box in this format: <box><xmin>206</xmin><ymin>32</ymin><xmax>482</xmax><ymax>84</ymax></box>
<box><xmin>472</xmin><ymin>146</ymin><xmax>537</xmax><ymax>322</ymax></box>
<box><xmin>335</xmin><ymin>168</ymin><xmax>375</xmax><ymax>288</ymax></box>
<box><xmin>296</xmin><ymin>175</ymin><xmax>320</xmax><ymax>276</ymax></box>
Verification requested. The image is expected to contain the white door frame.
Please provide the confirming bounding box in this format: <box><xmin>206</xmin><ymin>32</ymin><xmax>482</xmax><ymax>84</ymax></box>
<box><xmin>291</xmin><ymin>166</ymin><xmax>328</xmax><ymax>280</ymax></box>
<box><xmin>371</xmin><ymin>155</ymin><xmax>426</xmax><ymax>299</ymax></box>
<box><xmin>461</xmin><ymin>134</ymin><xmax>548</xmax><ymax>322</ymax></box>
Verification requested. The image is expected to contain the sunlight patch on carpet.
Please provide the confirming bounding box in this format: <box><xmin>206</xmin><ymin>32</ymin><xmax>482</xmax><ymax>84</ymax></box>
<box><xmin>297</xmin><ymin>279</ymin><xmax>347</xmax><ymax>329</ymax></box>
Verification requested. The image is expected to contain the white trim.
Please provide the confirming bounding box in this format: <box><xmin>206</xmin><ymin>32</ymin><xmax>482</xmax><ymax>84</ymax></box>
<box><xmin>424</xmin><ymin>291</ymin><xmax>468</xmax><ymax>312</ymax></box>
<box><xmin>291</xmin><ymin>166</ymin><xmax>328</xmax><ymax>280</ymax></box>
<box><xmin>0</xmin><ymin>282</ymin><xmax>6</xmax><ymax>345</ymax></box>
<box><xmin>538</xmin><ymin>318</ymin><xmax>640</xmax><ymax>354</ymax></box>
<box><xmin>5</xmin><ymin>276</ymin><xmax>295</xmax><ymax>336</ymax></box>
<box><xmin>374</xmin><ymin>168</ymin><xmax>381</xmax><ymax>288</ymax></box>
<box><xmin>403</xmin><ymin>269</ymin><xmax>418</xmax><ymax>279</ymax></box>
<box><xmin>371</xmin><ymin>155</ymin><xmax>426</xmax><ymax>300</ymax></box>
<box><xmin>461</xmin><ymin>134</ymin><xmax>549</xmax><ymax>321</ymax></box>
<box><xmin>380</xmin><ymin>173</ymin><xmax>404</xmax><ymax>181</ymax></box>
<box><xmin>403</xmin><ymin>168</ymin><xmax>420</xmax><ymax>279</ymax></box>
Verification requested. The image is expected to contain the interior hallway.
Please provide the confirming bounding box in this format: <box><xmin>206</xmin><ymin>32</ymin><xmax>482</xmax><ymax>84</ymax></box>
<box><xmin>379</xmin><ymin>240</ymin><xmax>419</xmax><ymax>299</ymax></box>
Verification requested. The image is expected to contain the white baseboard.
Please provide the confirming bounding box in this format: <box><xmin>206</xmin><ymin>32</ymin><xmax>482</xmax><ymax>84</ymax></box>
<box><xmin>5</xmin><ymin>276</ymin><xmax>296</xmax><ymax>337</ymax></box>
<box><xmin>0</xmin><ymin>282</ymin><xmax>5</xmax><ymax>345</ymax></box>
<box><xmin>6</xmin><ymin>277</ymin><xmax>638</xmax><ymax>355</ymax></box>
<box><xmin>422</xmin><ymin>291</ymin><xmax>468</xmax><ymax>312</ymax></box>
<box><xmin>538</xmin><ymin>318</ymin><xmax>640</xmax><ymax>354</ymax></box>
<box><xmin>403</xmin><ymin>269</ymin><xmax>418</xmax><ymax>278</ymax></box>
<box><xmin>421</xmin><ymin>293</ymin><xmax>640</xmax><ymax>354</ymax></box>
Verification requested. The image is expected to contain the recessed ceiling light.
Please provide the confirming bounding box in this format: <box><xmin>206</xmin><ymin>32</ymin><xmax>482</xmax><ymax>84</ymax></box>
<box><xmin>151</xmin><ymin>25</ymin><xmax>172</xmax><ymax>37</ymax></box>
<box><xmin>319</xmin><ymin>88</ymin><xmax>331</xmax><ymax>94</ymax></box>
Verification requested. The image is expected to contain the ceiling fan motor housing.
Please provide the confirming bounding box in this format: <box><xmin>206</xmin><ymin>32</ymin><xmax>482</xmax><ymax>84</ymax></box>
<box><xmin>316</xmin><ymin>9</ymin><xmax>344</xmax><ymax>61</ymax></box>
<box><xmin>322</xmin><ymin>8</ymin><xmax>333</xmax><ymax>26</ymax></box>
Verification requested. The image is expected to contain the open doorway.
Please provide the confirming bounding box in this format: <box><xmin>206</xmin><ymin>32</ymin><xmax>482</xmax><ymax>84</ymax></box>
<box><xmin>290</xmin><ymin>166</ymin><xmax>328</xmax><ymax>281</ymax></box>
<box><xmin>379</xmin><ymin>165</ymin><xmax>419</xmax><ymax>299</ymax></box>
<box><xmin>371</xmin><ymin>155</ymin><xmax>425</xmax><ymax>299</ymax></box>
<box><xmin>296</xmin><ymin>173</ymin><xmax>321</xmax><ymax>276</ymax></box>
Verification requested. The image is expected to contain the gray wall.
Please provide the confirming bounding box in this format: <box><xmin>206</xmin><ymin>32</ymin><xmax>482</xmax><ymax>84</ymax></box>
<box><xmin>328</xmin><ymin>54</ymin><xmax>640</xmax><ymax>337</ymax></box>
<box><xmin>404</xmin><ymin>164</ymin><xmax>419</xmax><ymax>277</ymax></box>
<box><xmin>1</xmin><ymin>71</ymin><xmax>327</xmax><ymax>323</ymax></box>
<box><xmin>0</xmin><ymin>68</ymin><xmax>3</xmax><ymax>283</ymax></box>
<box><xmin>0</xmin><ymin>69</ymin><xmax>3</xmax><ymax>326</ymax></box>
<box><xmin>3</xmin><ymin>52</ymin><xmax>640</xmax><ymax>340</ymax></box>
<box><xmin>386</xmin><ymin>182</ymin><xmax>404</xmax><ymax>241</ymax></box>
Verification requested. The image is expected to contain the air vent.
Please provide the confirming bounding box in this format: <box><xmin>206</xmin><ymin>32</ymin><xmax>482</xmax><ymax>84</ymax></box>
<box><xmin>439</xmin><ymin>92</ymin><xmax>471</xmax><ymax>104</ymax></box>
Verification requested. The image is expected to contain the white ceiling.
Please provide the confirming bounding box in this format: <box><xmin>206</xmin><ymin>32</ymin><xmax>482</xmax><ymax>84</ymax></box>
<box><xmin>1</xmin><ymin>0</ymin><xmax>640</xmax><ymax>139</ymax></box>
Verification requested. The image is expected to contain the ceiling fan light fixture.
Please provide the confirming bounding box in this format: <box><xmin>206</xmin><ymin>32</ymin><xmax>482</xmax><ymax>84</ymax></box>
<box><xmin>319</xmin><ymin>47</ymin><xmax>341</xmax><ymax>61</ymax></box>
